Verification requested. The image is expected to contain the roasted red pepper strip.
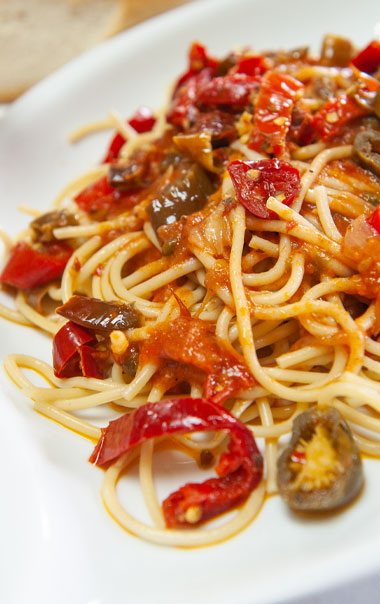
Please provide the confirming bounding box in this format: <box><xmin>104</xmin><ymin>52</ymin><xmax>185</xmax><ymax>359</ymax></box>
<box><xmin>103</xmin><ymin>107</ymin><xmax>156</xmax><ymax>163</ymax></box>
<box><xmin>53</xmin><ymin>321</ymin><xmax>95</xmax><ymax>378</ymax></box>
<box><xmin>311</xmin><ymin>94</ymin><xmax>367</xmax><ymax>141</ymax></box>
<box><xmin>0</xmin><ymin>241</ymin><xmax>72</xmax><ymax>289</ymax></box>
<box><xmin>228</xmin><ymin>158</ymin><xmax>300</xmax><ymax>219</ymax></box>
<box><xmin>249</xmin><ymin>71</ymin><xmax>304</xmax><ymax>156</ymax></box>
<box><xmin>351</xmin><ymin>40</ymin><xmax>380</xmax><ymax>75</ymax></box>
<box><xmin>196</xmin><ymin>74</ymin><xmax>259</xmax><ymax>109</ymax></box>
<box><xmin>89</xmin><ymin>397</ymin><xmax>263</xmax><ymax>527</ymax></box>
<box><xmin>139</xmin><ymin>315</ymin><xmax>254</xmax><ymax>403</ymax></box>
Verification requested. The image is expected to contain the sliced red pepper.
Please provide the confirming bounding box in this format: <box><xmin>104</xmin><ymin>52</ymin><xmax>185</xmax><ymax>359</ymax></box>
<box><xmin>139</xmin><ymin>315</ymin><xmax>254</xmax><ymax>403</ymax></box>
<box><xmin>227</xmin><ymin>158</ymin><xmax>300</xmax><ymax>219</ymax></box>
<box><xmin>53</xmin><ymin>321</ymin><xmax>95</xmax><ymax>378</ymax></box>
<box><xmin>311</xmin><ymin>94</ymin><xmax>367</xmax><ymax>141</ymax></box>
<box><xmin>167</xmin><ymin>67</ymin><xmax>214</xmax><ymax>127</ymax></box>
<box><xmin>79</xmin><ymin>345</ymin><xmax>109</xmax><ymax>380</ymax></box>
<box><xmin>367</xmin><ymin>205</ymin><xmax>380</xmax><ymax>233</ymax></box>
<box><xmin>351</xmin><ymin>40</ymin><xmax>380</xmax><ymax>75</ymax></box>
<box><xmin>53</xmin><ymin>321</ymin><xmax>109</xmax><ymax>379</ymax></box>
<box><xmin>89</xmin><ymin>397</ymin><xmax>263</xmax><ymax>527</ymax></box>
<box><xmin>103</xmin><ymin>107</ymin><xmax>156</xmax><ymax>163</ymax></box>
<box><xmin>249</xmin><ymin>71</ymin><xmax>304</xmax><ymax>156</ymax></box>
<box><xmin>196</xmin><ymin>74</ymin><xmax>259</xmax><ymax>109</ymax></box>
<box><xmin>0</xmin><ymin>241</ymin><xmax>72</xmax><ymax>289</ymax></box>
<box><xmin>235</xmin><ymin>55</ymin><xmax>267</xmax><ymax>77</ymax></box>
<box><xmin>74</xmin><ymin>175</ymin><xmax>139</xmax><ymax>217</ymax></box>
<box><xmin>174</xmin><ymin>42</ymin><xmax>218</xmax><ymax>92</ymax></box>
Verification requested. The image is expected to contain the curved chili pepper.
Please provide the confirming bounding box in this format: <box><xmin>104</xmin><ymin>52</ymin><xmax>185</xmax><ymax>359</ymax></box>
<box><xmin>227</xmin><ymin>158</ymin><xmax>300</xmax><ymax>219</ymax></box>
<box><xmin>249</xmin><ymin>71</ymin><xmax>304</xmax><ymax>156</ymax></box>
<box><xmin>0</xmin><ymin>241</ymin><xmax>72</xmax><ymax>289</ymax></box>
<box><xmin>89</xmin><ymin>397</ymin><xmax>263</xmax><ymax>527</ymax></box>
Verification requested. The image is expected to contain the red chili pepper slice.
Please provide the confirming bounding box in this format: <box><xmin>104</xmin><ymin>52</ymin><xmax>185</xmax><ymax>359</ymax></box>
<box><xmin>351</xmin><ymin>40</ymin><xmax>380</xmax><ymax>75</ymax></box>
<box><xmin>196</xmin><ymin>74</ymin><xmax>259</xmax><ymax>109</ymax></box>
<box><xmin>103</xmin><ymin>107</ymin><xmax>156</xmax><ymax>163</ymax></box>
<box><xmin>311</xmin><ymin>94</ymin><xmax>367</xmax><ymax>141</ymax></box>
<box><xmin>249</xmin><ymin>71</ymin><xmax>304</xmax><ymax>156</ymax></box>
<box><xmin>53</xmin><ymin>321</ymin><xmax>95</xmax><ymax>378</ymax></box>
<box><xmin>367</xmin><ymin>205</ymin><xmax>380</xmax><ymax>233</ymax></box>
<box><xmin>167</xmin><ymin>67</ymin><xmax>214</xmax><ymax>127</ymax></box>
<box><xmin>228</xmin><ymin>158</ymin><xmax>300</xmax><ymax>219</ymax></box>
<box><xmin>174</xmin><ymin>42</ymin><xmax>218</xmax><ymax>92</ymax></box>
<box><xmin>0</xmin><ymin>241</ymin><xmax>72</xmax><ymax>289</ymax></box>
<box><xmin>235</xmin><ymin>55</ymin><xmax>267</xmax><ymax>77</ymax></box>
<box><xmin>79</xmin><ymin>345</ymin><xmax>109</xmax><ymax>380</ymax></box>
<box><xmin>89</xmin><ymin>397</ymin><xmax>263</xmax><ymax>527</ymax></box>
<box><xmin>74</xmin><ymin>175</ymin><xmax>139</xmax><ymax>217</ymax></box>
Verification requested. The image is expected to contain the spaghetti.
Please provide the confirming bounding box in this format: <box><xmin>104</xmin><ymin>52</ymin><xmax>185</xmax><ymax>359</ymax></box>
<box><xmin>2</xmin><ymin>35</ymin><xmax>380</xmax><ymax>546</ymax></box>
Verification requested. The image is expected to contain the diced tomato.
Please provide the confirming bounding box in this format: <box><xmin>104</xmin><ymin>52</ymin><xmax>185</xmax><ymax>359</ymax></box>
<box><xmin>139</xmin><ymin>315</ymin><xmax>254</xmax><ymax>403</ymax></box>
<box><xmin>249</xmin><ymin>71</ymin><xmax>304</xmax><ymax>156</ymax></box>
<box><xmin>0</xmin><ymin>241</ymin><xmax>72</xmax><ymax>289</ymax></box>
<box><xmin>227</xmin><ymin>158</ymin><xmax>300</xmax><ymax>219</ymax></box>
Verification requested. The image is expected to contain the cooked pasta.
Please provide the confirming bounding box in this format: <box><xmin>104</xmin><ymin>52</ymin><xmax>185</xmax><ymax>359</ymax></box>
<box><xmin>2</xmin><ymin>34</ymin><xmax>380</xmax><ymax>546</ymax></box>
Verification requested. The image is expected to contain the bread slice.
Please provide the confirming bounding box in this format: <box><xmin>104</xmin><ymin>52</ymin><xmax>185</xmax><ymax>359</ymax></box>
<box><xmin>0</xmin><ymin>0</ymin><xmax>129</xmax><ymax>101</ymax></box>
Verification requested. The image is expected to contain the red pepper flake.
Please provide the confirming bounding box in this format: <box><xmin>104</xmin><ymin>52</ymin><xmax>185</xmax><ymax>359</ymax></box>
<box><xmin>94</xmin><ymin>264</ymin><xmax>104</xmax><ymax>276</ymax></box>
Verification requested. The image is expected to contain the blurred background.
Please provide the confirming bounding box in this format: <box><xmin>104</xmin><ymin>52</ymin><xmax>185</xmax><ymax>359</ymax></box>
<box><xmin>0</xmin><ymin>0</ymin><xmax>196</xmax><ymax>102</ymax></box>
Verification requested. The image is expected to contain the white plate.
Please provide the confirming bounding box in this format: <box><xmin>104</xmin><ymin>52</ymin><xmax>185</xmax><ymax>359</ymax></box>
<box><xmin>2</xmin><ymin>1</ymin><xmax>380</xmax><ymax>602</ymax></box>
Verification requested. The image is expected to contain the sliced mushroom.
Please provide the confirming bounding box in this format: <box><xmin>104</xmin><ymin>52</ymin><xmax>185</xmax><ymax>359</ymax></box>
<box><xmin>353</xmin><ymin>129</ymin><xmax>380</xmax><ymax>177</ymax></box>
<box><xmin>277</xmin><ymin>407</ymin><xmax>363</xmax><ymax>512</ymax></box>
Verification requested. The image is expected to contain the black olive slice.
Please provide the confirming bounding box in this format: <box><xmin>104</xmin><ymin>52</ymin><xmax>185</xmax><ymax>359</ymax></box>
<box><xmin>353</xmin><ymin>129</ymin><xmax>380</xmax><ymax>177</ymax></box>
<box><xmin>277</xmin><ymin>407</ymin><xmax>363</xmax><ymax>512</ymax></box>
